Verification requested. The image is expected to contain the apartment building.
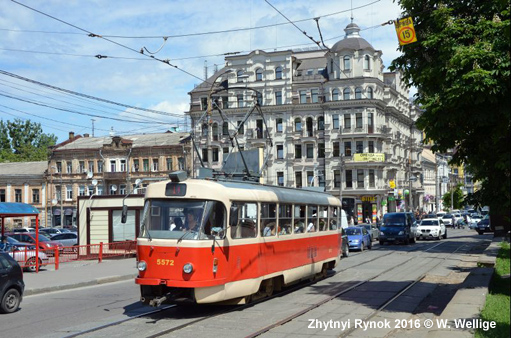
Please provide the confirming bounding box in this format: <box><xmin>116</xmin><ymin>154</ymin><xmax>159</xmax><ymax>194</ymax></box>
<box><xmin>187</xmin><ymin>22</ymin><xmax>423</xmax><ymax>222</ymax></box>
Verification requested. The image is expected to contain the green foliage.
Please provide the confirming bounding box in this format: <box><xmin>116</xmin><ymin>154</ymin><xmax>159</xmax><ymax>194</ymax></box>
<box><xmin>442</xmin><ymin>184</ymin><xmax>464</xmax><ymax>210</ymax></box>
<box><xmin>0</xmin><ymin>119</ymin><xmax>57</xmax><ymax>162</ymax></box>
<box><xmin>391</xmin><ymin>0</ymin><xmax>510</xmax><ymax>218</ymax></box>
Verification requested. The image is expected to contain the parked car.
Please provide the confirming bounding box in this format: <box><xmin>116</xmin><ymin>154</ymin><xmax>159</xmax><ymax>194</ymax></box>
<box><xmin>11</xmin><ymin>228</ymin><xmax>35</xmax><ymax>233</ymax></box>
<box><xmin>469</xmin><ymin>215</ymin><xmax>483</xmax><ymax>229</ymax></box>
<box><xmin>39</xmin><ymin>227</ymin><xmax>65</xmax><ymax>237</ymax></box>
<box><xmin>5</xmin><ymin>236</ymin><xmax>36</xmax><ymax>250</ymax></box>
<box><xmin>442</xmin><ymin>214</ymin><xmax>454</xmax><ymax>227</ymax></box>
<box><xmin>7</xmin><ymin>233</ymin><xmax>63</xmax><ymax>253</ymax></box>
<box><xmin>436</xmin><ymin>212</ymin><xmax>446</xmax><ymax>222</ymax></box>
<box><xmin>345</xmin><ymin>226</ymin><xmax>372</xmax><ymax>251</ymax></box>
<box><xmin>0</xmin><ymin>252</ymin><xmax>24</xmax><ymax>313</ymax></box>
<box><xmin>6</xmin><ymin>245</ymin><xmax>49</xmax><ymax>272</ymax></box>
<box><xmin>476</xmin><ymin>217</ymin><xmax>492</xmax><ymax>235</ymax></box>
<box><xmin>379</xmin><ymin>212</ymin><xmax>416</xmax><ymax>245</ymax></box>
<box><xmin>362</xmin><ymin>223</ymin><xmax>379</xmax><ymax>241</ymax></box>
<box><xmin>50</xmin><ymin>232</ymin><xmax>78</xmax><ymax>250</ymax></box>
<box><xmin>416</xmin><ymin>218</ymin><xmax>447</xmax><ymax>240</ymax></box>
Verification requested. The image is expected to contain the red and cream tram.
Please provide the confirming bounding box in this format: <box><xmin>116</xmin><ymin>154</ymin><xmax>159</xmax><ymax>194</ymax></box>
<box><xmin>135</xmin><ymin>172</ymin><xmax>343</xmax><ymax>305</ymax></box>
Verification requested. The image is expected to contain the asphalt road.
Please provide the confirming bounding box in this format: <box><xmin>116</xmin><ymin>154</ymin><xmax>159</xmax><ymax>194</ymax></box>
<box><xmin>0</xmin><ymin>229</ymin><xmax>493</xmax><ymax>338</ymax></box>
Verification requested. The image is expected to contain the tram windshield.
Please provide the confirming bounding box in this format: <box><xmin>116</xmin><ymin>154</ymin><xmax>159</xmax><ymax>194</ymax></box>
<box><xmin>140</xmin><ymin>199</ymin><xmax>226</xmax><ymax>240</ymax></box>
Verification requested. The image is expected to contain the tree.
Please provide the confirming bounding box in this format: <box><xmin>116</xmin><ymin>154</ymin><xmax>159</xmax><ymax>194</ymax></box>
<box><xmin>0</xmin><ymin>119</ymin><xmax>57</xmax><ymax>162</ymax></box>
<box><xmin>442</xmin><ymin>184</ymin><xmax>464</xmax><ymax>211</ymax></box>
<box><xmin>390</xmin><ymin>0</ymin><xmax>510</xmax><ymax>234</ymax></box>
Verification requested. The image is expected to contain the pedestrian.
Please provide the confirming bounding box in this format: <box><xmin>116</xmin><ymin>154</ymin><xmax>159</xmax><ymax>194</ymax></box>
<box><xmin>0</xmin><ymin>235</ymin><xmax>12</xmax><ymax>252</ymax></box>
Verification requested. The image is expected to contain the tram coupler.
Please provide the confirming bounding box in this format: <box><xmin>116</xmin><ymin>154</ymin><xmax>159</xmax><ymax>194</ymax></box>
<box><xmin>148</xmin><ymin>296</ymin><xmax>167</xmax><ymax>307</ymax></box>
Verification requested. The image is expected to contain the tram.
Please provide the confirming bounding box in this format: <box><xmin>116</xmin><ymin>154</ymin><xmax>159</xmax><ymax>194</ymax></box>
<box><xmin>134</xmin><ymin>172</ymin><xmax>343</xmax><ymax>306</ymax></box>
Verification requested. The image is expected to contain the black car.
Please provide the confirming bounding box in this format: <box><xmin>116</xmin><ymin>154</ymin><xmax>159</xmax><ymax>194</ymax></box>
<box><xmin>380</xmin><ymin>212</ymin><xmax>416</xmax><ymax>245</ymax></box>
<box><xmin>476</xmin><ymin>218</ymin><xmax>492</xmax><ymax>235</ymax></box>
<box><xmin>0</xmin><ymin>252</ymin><xmax>25</xmax><ymax>313</ymax></box>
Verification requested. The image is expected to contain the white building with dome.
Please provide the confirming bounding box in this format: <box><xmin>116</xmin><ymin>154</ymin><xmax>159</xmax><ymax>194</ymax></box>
<box><xmin>187</xmin><ymin>22</ymin><xmax>423</xmax><ymax>222</ymax></box>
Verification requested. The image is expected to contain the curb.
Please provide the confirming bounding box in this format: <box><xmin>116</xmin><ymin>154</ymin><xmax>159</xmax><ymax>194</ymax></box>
<box><xmin>24</xmin><ymin>273</ymin><xmax>137</xmax><ymax>296</ymax></box>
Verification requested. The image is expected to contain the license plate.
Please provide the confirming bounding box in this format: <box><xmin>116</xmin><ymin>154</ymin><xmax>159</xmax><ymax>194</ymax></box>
<box><xmin>387</xmin><ymin>237</ymin><xmax>395</xmax><ymax>241</ymax></box>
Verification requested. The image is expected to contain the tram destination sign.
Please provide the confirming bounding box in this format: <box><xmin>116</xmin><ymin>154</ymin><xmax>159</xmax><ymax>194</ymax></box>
<box><xmin>353</xmin><ymin>153</ymin><xmax>385</xmax><ymax>162</ymax></box>
<box><xmin>165</xmin><ymin>183</ymin><xmax>187</xmax><ymax>196</ymax></box>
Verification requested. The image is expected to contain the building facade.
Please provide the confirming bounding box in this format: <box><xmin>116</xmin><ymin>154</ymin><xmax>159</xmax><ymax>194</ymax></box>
<box><xmin>187</xmin><ymin>22</ymin><xmax>423</xmax><ymax>222</ymax></box>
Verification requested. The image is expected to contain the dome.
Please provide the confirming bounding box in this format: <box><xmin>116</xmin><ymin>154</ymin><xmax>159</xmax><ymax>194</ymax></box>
<box><xmin>330</xmin><ymin>22</ymin><xmax>375</xmax><ymax>52</ymax></box>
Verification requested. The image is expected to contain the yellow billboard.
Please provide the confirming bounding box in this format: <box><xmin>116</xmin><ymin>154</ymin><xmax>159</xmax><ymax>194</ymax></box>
<box><xmin>353</xmin><ymin>153</ymin><xmax>385</xmax><ymax>162</ymax></box>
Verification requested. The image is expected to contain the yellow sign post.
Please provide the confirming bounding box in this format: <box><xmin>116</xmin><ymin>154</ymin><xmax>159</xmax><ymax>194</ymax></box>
<box><xmin>394</xmin><ymin>17</ymin><xmax>417</xmax><ymax>45</ymax></box>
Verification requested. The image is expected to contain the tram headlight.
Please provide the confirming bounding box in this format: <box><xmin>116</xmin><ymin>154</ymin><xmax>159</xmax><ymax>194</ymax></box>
<box><xmin>183</xmin><ymin>263</ymin><xmax>194</xmax><ymax>274</ymax></box>
<box><xmin>137</xmin><ymin>261</ymin><xmax>147</xmax><ymax>271</ymax></box>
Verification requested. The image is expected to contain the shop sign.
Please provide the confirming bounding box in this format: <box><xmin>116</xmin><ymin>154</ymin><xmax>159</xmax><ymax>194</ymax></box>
<box><xmin>361</xmin><ymin>196</ymin><xmax>376</xmax><ymax>202</ymax></box>
<box><xmin>353</xmin><ymin>153</ymin><xmax>385</xmax><ymax>162</ymax></box>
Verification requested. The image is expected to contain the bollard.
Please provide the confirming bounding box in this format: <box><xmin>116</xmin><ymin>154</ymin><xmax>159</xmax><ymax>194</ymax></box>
<box><xmin>99</xmin><ymin>242</ymin><xmax>103</xmax><ymax>263</ymax></box>
<box><xmin>54</xmin><ymin>247</ymin><xmax>59</xmax><ymax>270</ymax></box>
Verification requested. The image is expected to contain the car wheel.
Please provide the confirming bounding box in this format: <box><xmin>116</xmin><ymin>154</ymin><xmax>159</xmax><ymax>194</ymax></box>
<box><xmin>0</xmin><ymin>288</ymin><xmax>21</xmax><ymax>314</ymax></box>
<box><xmin>410</xmin><ymin>236</ymin><xmax>416</xmax><ymax>244</ymax></box>
<box><xmin>379</xmin><ymin>240</ymin><xmax>384</xmax><ymax>245</ymax></box>
<box><xmin>443</xmin><ymin>231</ymin><xmax>447</xmax><ymax>239</ymax></box>
<box><xmin>26</xmin><ymin>257</ymin><xmax>42</xmax><ymax>272</ymax></box>
<box><xmin>342</xmin><ymin>246</ymin><xmax>349</xmax><ymax>258</ymax></box>
<box><xmin>360</xmin><ymin>243</ymin><xmax>364</xmax><ymax>251</ymax></box>
<box><xmin>368</xmin><ymin>241</ymin><xmax>372</xmax><ymax>250</ymax></box>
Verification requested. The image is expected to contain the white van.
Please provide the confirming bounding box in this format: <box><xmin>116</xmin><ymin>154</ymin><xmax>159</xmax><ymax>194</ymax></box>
<box><xmin>340</xmin><ymin>209</ymin><xmax>349</xmax><ymax>229</ymax></box>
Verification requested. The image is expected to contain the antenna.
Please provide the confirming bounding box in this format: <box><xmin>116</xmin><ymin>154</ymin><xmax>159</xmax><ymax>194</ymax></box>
<box><xmin>86</xmin><ymin>171</ymin><xmax>93</xmax><ymax>179</ymax></box>
<box><xmin>351</xmin><ymin>0</ymin><xmax>354</xmax><ymax>23</ymax></box>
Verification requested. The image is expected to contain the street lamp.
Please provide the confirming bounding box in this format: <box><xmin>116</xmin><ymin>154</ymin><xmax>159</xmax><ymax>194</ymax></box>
<box><xmin>50</xmin><ymin>165</ymin><xmax>63</xmax><ymax>227</ymax></box>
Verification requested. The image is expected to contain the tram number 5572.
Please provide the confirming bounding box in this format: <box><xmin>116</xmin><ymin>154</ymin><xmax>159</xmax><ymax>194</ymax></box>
<box><xmin>156</xmin><ymin>259</ymin><xmax>175</xmax><ymax>266</ymax></box>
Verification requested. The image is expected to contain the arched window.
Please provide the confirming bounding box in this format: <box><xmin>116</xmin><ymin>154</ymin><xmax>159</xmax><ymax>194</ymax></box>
<box><xmin>237</xmin><ymin>70</ymin><xmax>244</xmax><ymax>83</ymax></box>
<box><xmin>343</xmin><ymin>56</ymin><xmax>351</xmax><ymax>71</ymax></box>
<box><xmin>332</xmin><ymin>89</ymin><xmax>339</xmax><ymax>101</ymax></box>
<box><xmin>343</xmin><ymin>88</ymin><xmax>351</xmax><ymax>100</ymax></box>
<box><xmin>364</xmin><ymin>55</ymin><xmax>371</xmax><ymax>70</ymax></box>
<box><xmin>367</xmin><ymin>87</ymin><xmax>373</xmax><ymax>99</ymax></box>
<box><xmin>275</xmin><ymin>66</ymin><xmax>283</xmax><ymax>80</ymax></box>
<box><xmin>256</xmin><ymin>68</ymin><xmax>263</xmax><ymax>81</ymax></box>
<box><xmin>212</xmin><ymin>123</ymin><xmax>218</xmax><ymax>141</ymax></box>
<box><xmin>295</xmin><ymin>117</ymin><xmax>302</xmax><ymax>132</ymax></box>
<box><xmin>222</xmin><ymin>122</ymin><xmax>229</xmax><ymax>135</ymax></box>
<box><xmin>355</xmin><ymin>87</ymin><xmax>363</xmax><ymax>99</ymax></box>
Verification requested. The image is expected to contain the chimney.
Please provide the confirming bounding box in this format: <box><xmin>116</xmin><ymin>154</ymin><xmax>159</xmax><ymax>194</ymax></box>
<box><xmin>84</xmin><ymin>133</ymin><xmax>90</xmax><ymax>138</ymax></box>
<box><xmin>69</xmin><ymin>131</ymin><xmax>75</xmax><ymax>139</ymax></box>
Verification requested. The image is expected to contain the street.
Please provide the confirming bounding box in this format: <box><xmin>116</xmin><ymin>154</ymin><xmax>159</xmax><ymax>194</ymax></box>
<box><xmin>0</xmin><ymin>229</ymin><xmax>492</xmax><ymax>338</ymax></box>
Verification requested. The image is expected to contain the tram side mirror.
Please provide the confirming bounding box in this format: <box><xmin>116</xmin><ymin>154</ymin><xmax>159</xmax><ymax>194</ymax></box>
<box><xmin>121</xmin><ymin>205</ymin><xmax>128</xmax><ymax>224</ymax></box>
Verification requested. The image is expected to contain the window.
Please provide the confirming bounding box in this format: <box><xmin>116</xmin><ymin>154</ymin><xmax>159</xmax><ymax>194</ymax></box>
<box><xmin>275</xmin><ymin>66</ymin><xmax>283</xmax><ymax>79</ymax></box>
<box><xmin>110</xmin><ymin>160</ymin><xmax>116</xmax><ymax>172</ymax></box>
<box><xmin>307</xmin><ymin>171</ymin><xmax>314</xmax><ymax>187</ymax></box>
<box><xmin>178</xmin><ymin>157</ymin><xmax>185</xmax><ymax>170</ymax></box>
<box><xmin>318</xmin><ymin>143</ymin><xmax>325</xmax><ymax>158</ymax></box>
<box><xmin>332</xmin><ymin>89</ymin><xmax>339</xmax><ymax>101</ymax></box>
<box><xmin>334</xmin><ymin>170</ymin><xmax>341</xmax><ymax>188</ymax></box>
<box><xmin>299</xmin><ymin>90</ymin><xmax>307</xmax><ymax>104</ymax></box>
<box><xmin>120</xmin><ymin>159</ymin><xmax>127</xmax><ymax>172</ymax></box>
<box><xmin>293</xmin><ymin>205</ymin><xmax>307</xmax><ymax>233</ymax></box>
<box><xmin>343</xmin><ymin>88</ymin><xmax>351</xmax><ymax>100</ymax></box>
<box><xmin>97</xmin><ymin>185</ymin><xmax>104</xmax><ymax>196</ymax></box>
<box><xmin>88</xmin><ymin>161</ymin><xmax>94</xmax><ymax>173</ymax></box>
<box><xmin>230</xmin><ymin>202</ymin><xmax>257</xmax><ymax>239</ymax></box>
<box><xmin>343</xmin><ymin>55</ymin><xmax>351</xmax><ymax>70</ymax></box>
<box><xmin>212</xmin><ymin>148</ymin><xmax>219</xmax><ymax>162</ymax></box>
<box><xmin>295</xmin><ymin>171</ymin><xmax>302</xmax><ymax>188</ymax></box>
<box><xmin>295</xmin><ymin>118</ymin><xmax>302</xmax><ymax>131</ymax></box>
<box><xmin>275</xmin><ymin>91</ymin><xmax>282</xmax><ymax>105</ymax></box>
<box><xmin>317</xmin><ymin>116</ymin><xmax>324</xmax><ymax>130</ymax></box>
<box><xmin>87</xmin><ymin>185</ymin><xmax>94</xmax><ymax>196</ymax></box>
<box><xmin>237</xmin><ymin>94</ymin><xmax>244</xmax><ymax>108</ymax></box>
<box><xmin>260</xmin><ymin>203</ymin><xmax>277</xmax><ymax>237</ymax></box>
<box><xmin>367</xmin><ymin>87</ymin><xmax>374</xmax><ymax>99</ymax></box>
<box><xmin>256</xmin><ymin>119</ymin><xmax>263</xmax><ymax>138</ymax></box>
<box><xmin>311</xmin><ymin>89</ymin><xmax>319</xmax><ymax>103</ymax></box>
<box><xmin>330</xmin><ymin>59</ymin><xmax>334</xmax><ymax>72</ymax></box>
<box><xmin>112</xmin><ymin>209</ymin><xmax>136</xmax><ymax>242</ymax></box>
<box><xmin>152</xmin><ymin>159</ymin><xmax>159</xmax><ymax>171</ymax></box>
<box><xmin>318</xmin><ymin>173</ymin><xmax>325</xmax><ymax>188</ymax></box>
<box><xmin>346</xmin><ymin>170</ymin><xmax>353</xmax><ymax>188</ymax></box>
<box><xmin>32</xmin><ymin>189</ymin><xmax>40</xmax><ymax>203</ymax></box>
<box><xmin>237</xmin><ymin>121</ymin><xmax>244</xmax><ymax>135</ymax></box>
<box><xmin>109</xmin><ymin>184</ymin><xmax>117</xmax><ymax>195</ymax></box>
<box><xmin>278</xmin><ymin>204</ymin><xmax>293</xmax><ymax>235</ymax></box>
<box><xmin>368</xmin><ymin>112</ymin><xmax>374</xmax><ymax>133</ymax></box>
<box><xmin>212</xmin><ymin>123</ymin><xmax>219</xmax><ymax>140</ymax></box>
<box><xmin>79</xmin><ymin>186</ymin><xmax>85</xmax><ymax>196</ymax></box>
<box><xmin>133</xmin><ymin>159</ymin><xmax>139</xmax><ymax>172</ymax></box>
<box><xmin>333</xmin><ymin>114</ymin><xmax>340</xmax><ymax>129</ymax></box>
<box><xmin>67</xmin><ymin>161</ymin><xmax>72</xmax><ymax>173</ymax></box>
<box><xmin>333</xmin><ymin>142</ymin><xmax>340</xmax><ymax>157</ymax></box>
<box><xmin>120</xmin><ymin>184</ymin><xmax>127</xmax><ymax>195</ymax></box>
<box><xmin>356</xmin><ymin>113</ymin><xmax>363</xmax><ymax>128</ymax></box>
<box><xmin>166</xmin><ymin>158</ymin><xmax>173</xmax><ymax>171</ymax></box>
<box><xmin>369</xmin><ymin>169</ymin><xmax>375</xmax><ymax>187</ymax></box>
<box><xmin>344</xmin><ymin>114</ymin><xmax>351</xmax><ymax>129</ymax></box>
<box><xmin>277</xmin><ymin>172</ymin><xmax>284</xmax><ymax>186</ymax></box>
<box><xmin>236</xmin><ymin>70</ymin><xmax>244</xmax><ymax>83</ymax></box>
<box><xmin>222</xmin><ymin>122</ymin><xmax>229</xmax><ymax>135</ymax></box>
<box><xmin>368</xmin><ymin>141</ymin><xmax>374</xmax><ymax>153</ymax></box>
<box><xmin>66</xmin><ymin>185</ymin><xmax>73</xmax><ymax>200</ymax></box>
<box><xmin>143</xmin><ymin>159</ymin><xmax>149</xmax><ymax>172</ymax></box>
<box><xmin>306</xmin><ymin>69</ymin><xmax>314</xmax><ymax>76</ymax></box>
<box><xmin>201</xmin><ymin>97</ymin><xmax>208</xmax><ymax>110</ymax></box>
<box><xmin>98</xmin><ymin>161</ymin><xmax>103</xmax><ymax>173</ymax></box>
<box><xmin>202</xmin><ymin>149</ymin><xmax>208</xmax><ymax>162</ymax></box>
<box><xmin>202</xmin><ymin>123</ymin><xmax>208</xmax><ymax>137</ymax></box>
<box><xmin>0</xmin><ymin>189</ymin><xmax>5</xmax><ymax>202</ymax></box>
<box><xmin>15</xmin><ymin>189</ymin><xmax>22</xmax><ymax>202</ymax></box>
<box><xmin>355</xmin><ymin>87</ymin><xmax>363</xmax><ymax>99</ymax></box>
<box><xmin>56</xmin><ymin>162</ymin><xmax>62</xmax><ymax>173</ymax></box>
<box><xmin>357</xmin><ymin>170</ymin><xmax>364</xmax><ymax>188</ymax></box>
<box><xmin>223</xmin><ymin>147</ymin><xmax>229</xmax><ymax>154</ymax></box>
<box><xmin>256</xmin><ymin>68</ymin><xmax>263</xmax><ymax>81</ymax></box>
<box><xmin>256</xmin><ymin>92</ymin><xmax>263</xmax><ymax>105</ymax></box>
<box><xmin>276</xmin><ymin>118</ymin><xmax>283</xmax><ymax>133</ymax></box>
<box><xmin>306</xmin><ymin>144</ymin><xmax>314</xmax><ymax>159</ymax></box>
<box><xmin>356</xmin><ymin>141</ymin><xmax>363</xmax><ymax>153</ymax></box>
<box><xmin>364</xmin><ymin>55</ymin><xmax>371</xmax><ymax>70</ymax></box>
<box><xmin>345</xmin><ymin>141</ymin><xmax>352</xmax><ymax>156</ymax></box>
<box><xmin>295</xmin><ymin>144</ymin><xmax>302</xmax><ymax>159</ymax></box>
<box><xmin>55</xmin><ymin>186</ymin><xmax>61</xmax><ymax>201</ymax></box>
<box><xmin>276</xmin><ymin>145</ymin><xmax>284</xmax><ymax>159</ymax></box>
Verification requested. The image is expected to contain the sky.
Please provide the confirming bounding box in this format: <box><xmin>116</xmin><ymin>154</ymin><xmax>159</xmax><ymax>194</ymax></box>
<box><xmin>0</xmin><ymin>0</ymin><xmax>407</xmax><ymax>144</ymax></box>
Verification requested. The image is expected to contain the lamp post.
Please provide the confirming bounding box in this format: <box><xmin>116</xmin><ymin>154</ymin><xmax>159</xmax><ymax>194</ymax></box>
<box><xmin>50</xmin><ymin>165</ymin><xmax>63</xmax><ymax>227</ymax></box>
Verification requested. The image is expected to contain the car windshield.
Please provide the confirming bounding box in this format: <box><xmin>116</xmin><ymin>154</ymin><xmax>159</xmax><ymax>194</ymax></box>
<box><xmin>443</xmin><ymin>214</ymin><xmax>452</xmax><ymax>218</ymax></box>
<box><xmin>6</xmin><ymin>237</ymin><xmax>22</xmax><ymax>244</ymax></box>
<box><xmin>383</xmin><ymin>216</ymin><xmax>406</xmax><ymax>226</ymax></box>
<box><xmin>36</xmin><ymin>234</ymin><xmax>51</xmax><ymax>242</ymax></box>
<box><xmin>140</xmin><ymin>199</ymin><xmax>226</xmax><ymax>240</ymax></box>
<box><xmin>346</xmin><ymin>228</ymin><xmax>361</xmax><ymax>235</ymax></box>
<box><xmin>420</xmin><ymin>220</ymin><xmax>438</xmax><ymax>226</ymax></box>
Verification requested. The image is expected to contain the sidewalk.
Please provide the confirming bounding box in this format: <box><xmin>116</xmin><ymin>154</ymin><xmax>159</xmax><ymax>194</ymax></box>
<box><xmin>23</xmin><ymin>257</ymin><xmax>138</xmax><ymax>296</ymax></box>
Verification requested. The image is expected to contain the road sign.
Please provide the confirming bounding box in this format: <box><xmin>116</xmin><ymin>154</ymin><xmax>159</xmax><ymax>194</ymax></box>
<box><xmin>394</xmin><ymin>17</ymin><xmax>417</xmax><ymax>45</ymax></box>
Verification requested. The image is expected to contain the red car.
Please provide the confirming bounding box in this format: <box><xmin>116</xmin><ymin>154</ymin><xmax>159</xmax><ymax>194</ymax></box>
<box><xmin>6</xmin><ymin>233</ymin><xmax>63</xmax><ymax>253</ymax></box>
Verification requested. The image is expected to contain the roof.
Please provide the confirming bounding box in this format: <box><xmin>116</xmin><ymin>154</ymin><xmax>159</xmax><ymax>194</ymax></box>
<box><xmin>0</xmin><ymin>202</ymin><xmax>40</xmax><ymax>216</ymax></box>
<box><xmin>330</xmin><ymin>22</ymin><xmax>375</xmax><ymax>53</ymax></box>
<box><xmin>296</xmin><ymin>58</ymin><xmax>327</xmax><ymax>70</ymax></box>
<box><xmin>0</xmin><ymin>161</ymin><xmax>47</xmax><ymax>176</ymax></box>
<box><xmin>55</xmin><ymin>132</ymin><xmax>190</xmax><ymax>151</ymax></box>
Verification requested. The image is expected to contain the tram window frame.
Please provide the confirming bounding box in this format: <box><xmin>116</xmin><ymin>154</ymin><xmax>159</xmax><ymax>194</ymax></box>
<box><xmin>260</xmin><ymin>203</ymin><xmax>277</xmax><ymax>237</ymax></box>
<box><xmin>319</xmin><ymin>206</ymin><xmax>329</xmax><ymax>231</ymax></box>
<box><xmin>278</xmin><ymin>204</ymin><xmax>293</xmax><ymax>235</ymax></box>
<box><xmin>307</xmin><ymin>205</ymin><xmax>318</xmax><ymax>232</ymax></box>
<box><xmin>329</xmin><ymin>206</ymin><xmax>339</xmax><ymax>230</ymax></box>
<box><xmin>230</xmin><ymin>201</ymin><xmax>258</xmax><ymax>239</ymax></box>
<box><xmin>293</xmin><ymin>205</ymin><xmax>306</xmax><ymax>234</ymax></box>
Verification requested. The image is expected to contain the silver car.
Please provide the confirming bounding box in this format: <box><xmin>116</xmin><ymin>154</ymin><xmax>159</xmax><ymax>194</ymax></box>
<box><xmin>50</xmin><ymin>233</ymin><xmax>78</xmax><ymax>252</ymax></box>
<box><xmin>4</xmin><ymin>238</ymin><xmax>49</xmax><ymax>272</ymax></box>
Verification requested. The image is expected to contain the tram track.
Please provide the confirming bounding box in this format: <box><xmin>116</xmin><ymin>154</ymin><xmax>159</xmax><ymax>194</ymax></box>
<box><xmin>62</xmin><ymin>240</ymin><xmax>452</xmax><ymax>338</ymax></box>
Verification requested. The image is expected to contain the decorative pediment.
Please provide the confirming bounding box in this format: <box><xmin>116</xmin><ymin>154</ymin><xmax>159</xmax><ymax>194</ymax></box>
<box><xmin>103</xmin><ymin>136</ymin><xmax>133</xmax><ymax>149</ymax></box>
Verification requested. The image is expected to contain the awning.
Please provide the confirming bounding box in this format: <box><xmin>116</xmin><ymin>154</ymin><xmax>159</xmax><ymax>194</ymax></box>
<box><xmin>0</xmin><ymin>202</ymin><xmax>40</xmax><ymax>216</ymax></box>
<box><xmin>65</xmin><ymin>208</ymin><xmax>73</xmax><ymax>216</ymax></box>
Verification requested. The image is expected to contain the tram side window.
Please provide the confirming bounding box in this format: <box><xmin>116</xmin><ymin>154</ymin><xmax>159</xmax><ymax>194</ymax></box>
<box><xmin>319</xmin><ymin>206</ymin><xmax>329</xmax><ymax>231</ymax></box>
<box><xmin>293</xmin><ymin>205</ymin><xmax>306</xmax><ymax>234</ymax></box>
<box><xmin>261</xmin><ymin>203</ymin><xmax>277</xmax><ymax>237</ymax></box>
<box><xmin>329</xmin><ymin>206</ymin><xmax>339</xmax><ymax>230</ymax></box>
<box><xmin>278</xmin><ymin>204</ymin><xmax>292</xmax><ymax>235</ymax></box>
<box><xmin>204</xmin><ymin>201</ymin><xmax>227</xmax><ymax>239</ymax></box>
<box><xmin>307</xmin><ymin>205</ymin><xmax>318</xmax><ymax>232</ymax></box>
<box><xmin>230</xmin><ymin>202</ymin><xmax>257</xmax><ymax>239</ymax></box>
<box><xmin>150</xmin><ymin>205</ymin><xmax>164</xmax><ymax>230</ymax></box>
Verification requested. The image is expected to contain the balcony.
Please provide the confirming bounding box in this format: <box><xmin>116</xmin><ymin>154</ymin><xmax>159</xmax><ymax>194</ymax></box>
<box><xmin>103</xmin><ymin>171</ymin><xmax>127</xmax><ymax>180</ymax></box>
